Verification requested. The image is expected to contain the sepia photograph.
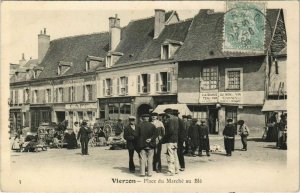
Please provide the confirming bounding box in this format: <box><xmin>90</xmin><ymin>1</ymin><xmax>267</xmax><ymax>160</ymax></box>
<box><xmin>1</xmin><ymin>1</ymin><xmax>299</xmax><ymax>192</ymax></box>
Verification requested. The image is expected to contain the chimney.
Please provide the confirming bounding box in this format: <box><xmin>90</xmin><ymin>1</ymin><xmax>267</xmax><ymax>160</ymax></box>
<box><xmin>109</xmin><ymin>14</ymin><xmax>121</xmax><ymax>51</ymax></box>
<box><xmin>154</xmin><ymin>9</ymin><xmax>165</xmax><ymax>39</ymax></box>
<box><xmin>38</xmin><ymin>28</ymin><xmax>50</xmax><ymax>64</ymax></box>
<box><xmin>19</xmin><ymin>53</ymin><xmax>26</xmax><ymax>65</ymax></box>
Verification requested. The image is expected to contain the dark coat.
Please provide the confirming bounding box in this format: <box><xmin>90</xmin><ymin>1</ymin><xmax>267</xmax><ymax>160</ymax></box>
<box><xmin>223</xmin><ymin>124</ymin><xmax>235</xmax><ymax>137</ymax></box>
<box><xmin>162</xmin><ymin>115</ymin><xmax>179</xmax><ymax>143</ymax></box>
<box><xmin>123</xmin><ymin>124</ymin><xmax>137</xmax><ymax>150</ymax></box>
<box><xmin>135</xmin><ymin>121</ymin><xmax>157</xmax><ymax>150</ymax></box>
<box><xmin>178</xmin><ymin>119</ymin><xmax>188</xmax><ymax>142</ymax></box>
<box><xmin>77</xmin><ymin>126</ymin><xmax>92</xmax><ymax>141</ymax></box>
<box><xmin>188</xmin><ymin>123</ymin><xmax>200</xmax><ymax>147</ymax></box>
<box><xmin>199</xmin><ymin>124</ymin><xmax>210</xmax><ymax>150</ymax></box>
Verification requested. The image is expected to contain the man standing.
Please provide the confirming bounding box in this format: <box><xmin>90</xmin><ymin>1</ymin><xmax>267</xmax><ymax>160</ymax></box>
<box><xmin>223</xmin><ymin>119</ymin><xmax>235</xmax><ymax>156</ymax></box>
<box><xmin>238</xmin><ymin>120</ymin><xmax>249</xmax><ymax>151</ymax></box>
<box><xmin>188</xmin><ymin>118</ymin><xmax>200</xmax><ymax>157</ymax></box>
<box><xmin>123</xmin><ymin>116</ymin><xmax>137</xmax><ymax>173</ymax></box>
<box><xmin>161</xmin><ymin>108</ymin><xmax>180</xmax><ymax>176</ymax></box>
<box><xmin>184</xmin><ymin>115</ymin><xmax>192</xmax><ymax>155</ymax></box>
<box><xmin>175</xmin><ymin>111</ymin><xmax>186</xmax><ymax>171</ymax></box>
<box><xmin>151</xmin><ymin>112</ymin><xmax>165</xmax><ymax>173</ymax></box>
<box><xmin>77</xmin><ymin>121</ymin><xmax>92</xmax><ymax>155</ymax></box>
<box><xmin>198</xmin><ymin>120</ymin><xmax>210</xmax><ymax>156</ymax></box>
<box><xmin>136</xmin><ymin>114</ymin><xmax>157</xmax><ymax>177</ymax></box>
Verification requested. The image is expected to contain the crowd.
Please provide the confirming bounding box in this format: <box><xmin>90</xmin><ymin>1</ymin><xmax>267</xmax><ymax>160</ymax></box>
<box><xmin>121</xmin><ymin>108</ymin><xmax>251</xmax><ymax>177</ymax></box>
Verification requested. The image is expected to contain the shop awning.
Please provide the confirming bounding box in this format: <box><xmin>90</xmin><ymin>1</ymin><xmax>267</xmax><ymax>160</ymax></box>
<box><xmin>153</xmin><ymin>104</ymin><xmax>192</xmax><ymax>115</ymax></box>
<box><xmin>262</xmin><ymin>100</ymin><xmax>287</xmax><ymax>112</ymax></box>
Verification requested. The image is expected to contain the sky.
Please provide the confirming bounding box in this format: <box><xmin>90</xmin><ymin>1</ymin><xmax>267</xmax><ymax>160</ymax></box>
<box><xmin>1</xmin><ymin>2</ymin><xmax>225</xmax><ymax>64</ymax></box>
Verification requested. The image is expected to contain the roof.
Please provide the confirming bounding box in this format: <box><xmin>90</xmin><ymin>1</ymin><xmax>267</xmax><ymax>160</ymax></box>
<box><xmin>175</xmin><ymin>9</ymin><xmax>283</xmax><ymax>61</ymax></box>
<box><xmin>24</xmin><ymin>59</ymin><xmax>38</xmax><ymax>68</ymax></box>
<box><xmin>37</xmin><ymin>32</ymin><xmax>109</xmax><ymax>79</ymax></box>
<box><xmin>262</xmin><ymin>100</ymin><xmax>286</xmax><ymax>112</ymax></box>
<box><xmin>113</xmin><ymin>17</ymin><xmax>192</xmax><ymax>66</ymax></box>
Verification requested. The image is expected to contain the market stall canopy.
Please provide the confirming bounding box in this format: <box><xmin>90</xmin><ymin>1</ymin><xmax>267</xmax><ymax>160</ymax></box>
<box><xmin>262</xmin><ymin>100</ymin><xmax>287</xmax><ymax>112</ymax></box>
<box><xmin>153</xmin><ymin>104</ymin><xmax>192</xmax><ymax>115</ymax></box>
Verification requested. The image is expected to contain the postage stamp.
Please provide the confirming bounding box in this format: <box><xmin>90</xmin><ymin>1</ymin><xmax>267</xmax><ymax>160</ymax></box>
<box><xmin>223</xmin><ymin>2</ymin><xmax>266</xmax><ymax>53</ymax></box>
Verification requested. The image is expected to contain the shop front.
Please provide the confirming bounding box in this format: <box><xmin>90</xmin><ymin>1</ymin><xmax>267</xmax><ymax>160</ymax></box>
<box><xmin>65</xmin><ymin>103</ymin><xmax>98</xmax><ymax>128</ymax></box>
<box><xmin>30</xmin><ymin>105</ymin><xmax>52</xmax><ymax>132</ymax></box>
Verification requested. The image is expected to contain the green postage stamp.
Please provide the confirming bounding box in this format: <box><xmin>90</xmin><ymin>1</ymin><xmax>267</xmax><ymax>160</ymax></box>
<box><xmin>223</xmin><ymin>2</ymin><xmax>266</xmax><ymax>53</ymax></box>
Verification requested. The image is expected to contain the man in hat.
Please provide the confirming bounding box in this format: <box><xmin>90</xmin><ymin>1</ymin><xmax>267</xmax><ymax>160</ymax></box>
<box><xmin>223</xmin><ymin>119</ymin><xmax>235</xmax><ymax>156</ymax></box>
<box><xmin>151</xmin><ymin>112</ymin><xmax>165</xmax><ymax>173</ymax></box>
<box><xmin>198</xmin><ymin>120</ymin><xmax>210</xmax><ymax>156</ymax></box>
<box><xmin>136</xmin><ymin>114</ymin><xmax>157</xmax><ymax>177</ymax></box>
<box><xmin>161</xmin><ymin>108</ymin><xmax>180</xmax><ymax>176</ymax></box>
<box><xmin>124</xmin><ymin>116</ymin><xmax>138</xmax><ymax>173</ymax></box>
<box><xmin>188</xmin><ymin>118</ymin><xmax>200</xmax><ymax>157</ymax></box>
<box><xmin>238</xmin><ymin>120</ymin><xmax>249</xmax><ymax>151</ymax></box>
<box><xmin>77</xmin><ymin>121</ymin><xmax>92</xmax><ymax>155</ymax></box>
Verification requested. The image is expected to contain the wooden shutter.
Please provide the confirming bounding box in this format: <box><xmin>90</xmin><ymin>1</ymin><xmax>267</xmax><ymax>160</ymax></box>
<box><xmin>68</xmin><ymin>87</ymin><xmax>72</xmax><ymax>102</ymax></box>
<box><xmin>117</xmin><ymin>78</ymin><xmax>120</xmax><ymax>95</ymax></box>
<box><xmin>137</xmin><ymin>75</ymin><xmax>141</xmax><ymax>93</ymax></box>
<box><xmin>92</xmin><ymin>84</ymin><xmax>96</xmax><ymax>101</ymax></box>
<box><xmin>83</xmin><ymin>85</ymin><xmax>86</xmax><ymax>101</ymax></box>
<box><xmin>102</xmin><ymin>80</ymin><xmax>106</xmax><ymax>96</ymax></box>
<box><xmin>147</xmin><ymin>74</ymin><xmax>151</xmax><ymax>93</ymax></box>
<box><xmin>156</xmin><ymin>73</ymin><xmax>159</xmax><ymax>92</ymax></box>
<box><xmin>53</xmin><ymin>88</ymin><xmax>57</xmax><ymax>102</ymax></box>
<box><xmin>167</xmin><ymin>72</ymin><xmax>172</xmax><ymax>92</ymax></box>
<box><xmin>15</xmin><ymin>90</ymin><xmax>19</xmax><ymax>104</ymax></box>
<box><xmin>110</xmin><ymin>79</ymin><xmax>113</xmax><ymax>95</ymax></box>
<box><xmin>125</xmin><ymin>77</ymin><xmax>128</xmax><ymax>94</ymax></box>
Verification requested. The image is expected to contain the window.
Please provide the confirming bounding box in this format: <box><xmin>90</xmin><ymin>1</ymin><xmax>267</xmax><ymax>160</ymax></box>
<box><xmin>104</xmin><ymin>79</ymin><xmax>113</xmax><ymax>96</ymax></box>
<box><xmin>86</xmin><ymin>61</ymin><xmax>91</xmax><ymax>71</ymax></box>
<box><xmin>188</xmin><ymin>105</ymin><xmax>208</xmax><ymax>123</ymax></box>
<box><xmin>156</xmin><ymin>72</ymin><xmax>172</xmax><ymax>92</ymax></box>
<box><xmin>69</xmin><ymin>87</ymin><xmax>75</xmax><ymax>102</ymax></box>
<box><xmin>138</xmin><ymin>74</ymin><xmax>150</xmax><ymax>94</ymax></box>
<box><xmin>33</xmin><ymin>90</ymin><xmax>38</xmax><ymax>103</ymax></box>
<box><xmin>85</xmin><ymin>85</ymin><xmax>93</xmax><ymax>101</ymax></box>
<box><xmin>109</xmin><ymin>103</ymin><xmax>119</xmax><ymax>119</ymax></box>
<box><xmin>77</xmin><ymin>111</ymin><xmax>84</xmax><ymax>124</ymax></box>
<box><xmin>106</xmin><ymin>56</ymin><xmax>112</xmax><ymax>68</ymax></box>
<box><xmin>99</xmin><ymin>104</ymin><xmax>105</xmax><ymax>119</ymax></box>
<box><xmin>118</xmin><ymin>76</ymin><xmax>128</xmax><ymax>95</ymax></box>
<box><xmin>56</xmin><ymin>88</ymin><xmax>63</xmax><ymax>102</ymax></box>
<box><xmin>120</xmin><ymin>103</ymin><xmax>131</xmax><ymax>115</ymax></box>
<box><xmin>45</xmin><ymin>89</ymin><xmax>51</xmax><ymax>103</ymax></box>
<box><xmin>225</xmin><ymin>106</ymin><xmax>238</xmax><ymax>124</ymax></box>
<box><xmin>161</xmin><ymin>45</ymin><xmax>169</xmax><ymax>60</ymax></box>
<box><xmin>225</xmin><ymin>68</ymin><xmax>242</xmax><ymax>90</ymax></box>
<box><xmin>201</xmin><ymin>66</ymin><xmax>218</xmax><ymax>90</ymax></box>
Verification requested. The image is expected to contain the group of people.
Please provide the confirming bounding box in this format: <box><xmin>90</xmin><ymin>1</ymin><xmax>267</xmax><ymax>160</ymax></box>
<box><xmin>266</xmin><ymin>112</ymin><xmax>288</xmax><ymax>149</ymax></box>
<box><xmin>122</xmin><ymin>108</ymin><xmax>253</xmax><ymax>177</ymax></box>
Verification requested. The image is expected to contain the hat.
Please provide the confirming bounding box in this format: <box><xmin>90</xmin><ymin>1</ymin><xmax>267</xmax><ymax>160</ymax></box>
<box><xmin>74</xmin><ymin>121</ymin><xmax>79</xmax><ymax>124</ymax></box>
<box><xmin>187</xmin><ymin>115</ymin><xmax>192</xmax><ymax>119</ymax></box>
<box><xmin>200</xmin><ymin>120</ymin><xmax>206</xmax><ymax>123</ymax></box>
<box><xmin>192</xmin><ymin>118</ymin><xmax>198</xmax><ymax>122</ymax></box>
<box><xmin>238</xmin><ymin>120</ymin><xmax>244</xmax><ymax>125</ymax></box>
<box><xmin>182</xmin><ymin>115</ymin><xmax>188</xmax><ymax>119</ymax></box>
<box><xmin>151</xmin><ymin>112</ymin><xmax>158</xmax><ymax>116</ymax></box>
<box><xmin>172</xmin><ymin>109</ymin><xmax>180</xmax><ymax>115</ymax></box>
<box><xmin>82</xmin><ymin>121</ymin><xmax>88</xmax><ymax>126</ymax></box>
<box><xmin>227</xmin><ymin>119</ymin><xmax>233</xmax><ymax>123</ymax></box>
<box><xmin>141</xmin><ymin>114</ymin><xmax>150</xmax><ymax>118</ymax></box>
<box><xmin>164</xmin><ymin>108</ymin><xmax>173</xmax><ymax>114</ymax></box>
<box><xmin>159</xmin><ymin>113</ymin><xmax>166</xmax><ymax>116</ymax></box>
<box><xmin>129</xmin><ymin>116</ymin><xmax>136</xmax><ymax>120</ymax></box>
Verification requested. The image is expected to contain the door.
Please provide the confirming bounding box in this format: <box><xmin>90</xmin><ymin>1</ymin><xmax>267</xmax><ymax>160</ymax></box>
<box><xmin>208</xmin><ymin>108</ymin><xmax>219</xmax><ymax>134</ymax></box>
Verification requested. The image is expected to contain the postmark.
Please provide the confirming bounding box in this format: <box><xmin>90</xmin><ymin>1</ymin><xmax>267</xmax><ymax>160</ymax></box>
<box><xmin>223</xmin><ymin>2</ymin><xmax>266</xmax><ymax>53</ymax></box>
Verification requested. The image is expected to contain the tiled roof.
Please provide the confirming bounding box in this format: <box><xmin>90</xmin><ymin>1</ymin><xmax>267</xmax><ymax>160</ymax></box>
<box><xmin>24</xmin><ymin>59</ymin><xmax>38</xmax><ymax>68</ymax></box>
<box><xmin>175</xmin><ymin>9</ymin><xmax>283</xmax><ymax>61</ymax></box>
<box><xmin>114</xmin><ymin>16</ymin><xmax>192</xmax><ymax>65</ymax></box>
<box><xmin>37</xmin><ymin>32</ymin><xmax>110</xmax><ymax>79</ymax></box>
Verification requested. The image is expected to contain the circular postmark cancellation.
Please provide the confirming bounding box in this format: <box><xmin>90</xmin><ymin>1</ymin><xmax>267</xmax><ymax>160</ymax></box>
<box><xmin>223</xmin><ymin>2</ymin><xmax>267</xmax><ymax>53</ymax></box>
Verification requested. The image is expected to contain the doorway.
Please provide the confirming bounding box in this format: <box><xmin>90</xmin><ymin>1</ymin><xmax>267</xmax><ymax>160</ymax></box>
<box><xmin>137</xmin><ymin>104</ymin><xmax>152</xmax><ymax>121</ymax></box>
<box><xmin>56</xmin><ymin>111</ymin><xmax>65</xmax><ymax>123</ymax></box>
<box><xmin>208</xmin><ymin>107</ymin><xmax>219</xmax><ymax>134</ymax></box>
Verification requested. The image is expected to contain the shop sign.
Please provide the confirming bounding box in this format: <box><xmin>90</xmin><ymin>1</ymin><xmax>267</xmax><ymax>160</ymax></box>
<box><xmin>219</xmin><ymin>92</ymin><xmax>242</xmax><ymax>103</ymax></box>
<box><xmin>199</xmin><ymin>93</ymin><xmax>218</xmax><ymax>103</ymax></box>
<box><xmin>65</xmin><ymin>103</ymin><xmax>97</xmax><ymax>110</ymax></box>
<box><xmin>99</xmin><ymin>97</ymin><xmax>134</xmax><ymax>104</ymax></box>
<box><xmin>199</xmin><ymin>92</ymin><xmax>242</xmax><ymax>104</ymax></box>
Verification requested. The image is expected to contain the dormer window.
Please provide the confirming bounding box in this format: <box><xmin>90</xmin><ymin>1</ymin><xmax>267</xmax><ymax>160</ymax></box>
<box><xmin>161</xmin><ymin>39</ymin><xmax>183</xmax><ymax>60</ymax></box>
<box><xmin>57</xmin><ymin>61</ymin><xmax>72</xmax><ymax>75</ymax></box>
<box><xmin>33</xmin><ymin>66</ymin><xmax>44</xmax><ymax>79</ymax></box>
<box><xmin>106</xmin><ymin>56</ymin><xmax>112</xmax><ymax>68</ymax></box>
<box><xmin>86</xmin><ymin>56</ymin><xmax>104</xmax><ymax>71</ymax></box>
<box><xmin>162</xmin><ymin>45</ymin><xmax>169</xmax><ymax>60</ymax></box>
<box><xmin>105</xmin><ymin>52</ymin><xmax>123</xmax><ymax>68</ymax></box>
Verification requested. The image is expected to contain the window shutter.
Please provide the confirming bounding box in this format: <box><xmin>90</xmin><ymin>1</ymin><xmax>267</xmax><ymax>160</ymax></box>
<box><xmin>69</xmin><ymin>87</ymin><xmax>72</xmax><ymax>102</ymax></box>
<box><xmin>83</xmin><ymin>85</ymin><xmax>86</xmax><ymax>101</ymax></box>
<box><xmin>117</xmin><ymin>78</ymin><xmax>120</xmax><ymax>95</ymax></box>
<box><xmin>156</xmin><ymin>73</ymin><xmax>159</xmax><ymax>92</ymax></box>
<box><xmin>110</xmin><ymin>79</ymin><xmax>113</xmax><ymax>95</ymax></box>
<box><xmin>125</xmin><ymin>77</ymin><xmax>128</xmax><ymax>94</ymax></box>
<box><xmin>53</xmin><ymin>88</ymin><xmax>56</xmax><ymax>102</ymax></box>
<box><xmin>147</xmin><ymin>74</ymin><xmax>151</xmax><ymax>93</ymax></box>
<box><xmin>137</xmin><ymin>75</ymin><xmax>141</xmax><ymax>93</ymax></box>
<box><xmin>102</xmin><ymin>80</ymin><xmax>106</xmax><ymax>96</ymax></box>
<box><xmin>167</xmin><ymin>72</ymin><xmax>172</xmax><ymax>92</ymax></box>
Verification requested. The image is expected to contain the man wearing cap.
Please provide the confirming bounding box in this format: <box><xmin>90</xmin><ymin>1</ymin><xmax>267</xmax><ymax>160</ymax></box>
<box><xmin>151</xmin><ymin>112</ymin><xmax>165</xmax><ymax>173</ymax></box>
<box><xmin>136</xmin><ymin>114</ymin><xmax>157</xmax><ymax>177</ymax></box>
<box><xmin>161</xmin><ymin>108</ymin><xmax>180</xmax><ymax>176</ymax></box>
<box><xmin>238</xmin><ymin>120</ymin><xmax>249</xmax><ymax>151</ymax></box>
<box><xmin>77</xmin><ymin>121</ymin><xmax>92</xmax><ymax>155</ymax></box>
<box><xmin>175</xmin><ymin>111</ymin><xmax>186</xmax><ymax>171</ymax></box>
<box><xmin>188</xmin><ymin>118</ymin><xmax>200</xmax><ymax>157</ymax></box>
<box><xmin>124</xmin><ymin>116</ymin><xmax>138</xmax><ymax>173</ymax></box>
<box><xmin>198</xmin><ymin>120</ymin><xmax>210</xmax><ymax>156</ymax></box>
<box><xmin>223</xmin><ymin>119</ymin><xmax>235</xmax><ymax>156</ymax></box>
